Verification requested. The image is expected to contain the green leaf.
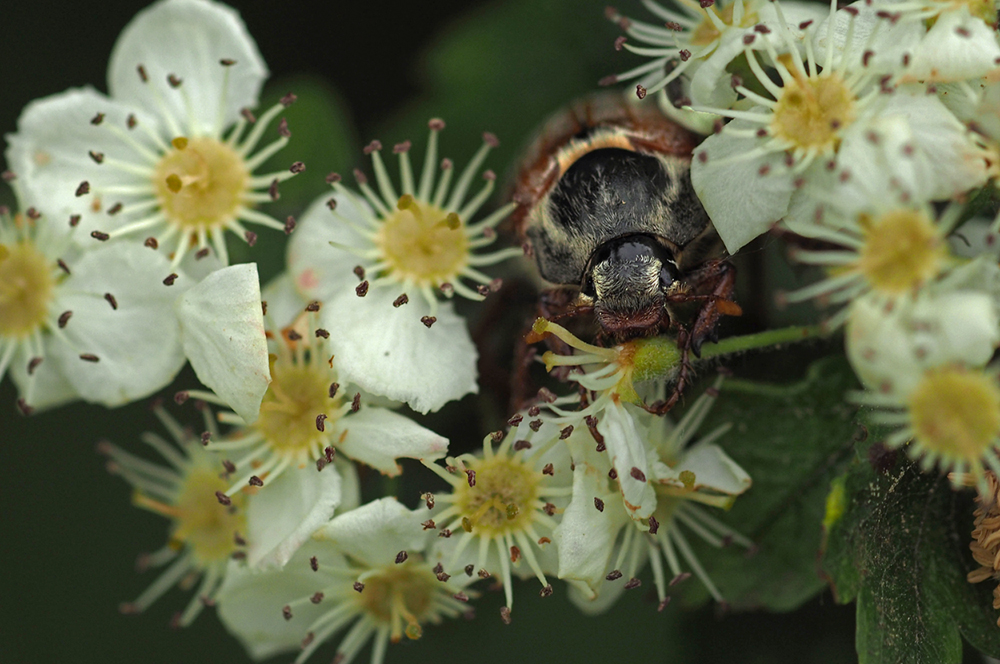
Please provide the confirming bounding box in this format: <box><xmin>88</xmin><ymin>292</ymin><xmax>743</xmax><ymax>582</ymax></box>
<box><xmin>375</xmin><ymin>0</ymin><xmax>623</xmax><ymax>176</ymax></box>
<box><xmin>682</xmin><ymin>355</ymin><xmax>860</xmax><ymax>611</ymax></box>
<box><xmin>822</xmin><ymin>428</ymin><xmax>1000</xmax><ymax>663</ymax></box>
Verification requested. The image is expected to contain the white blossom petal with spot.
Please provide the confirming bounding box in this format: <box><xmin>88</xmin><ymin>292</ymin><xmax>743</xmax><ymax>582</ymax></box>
<box><xmin>320</xmin><ymin>287</ymin><xmax>478</xmax><ymax>413</ymax></box>
<box><xmin>45</xmin><ymin>242</ymin><xmax>185</xmax><ymax>406</ymax></box>
<box><xmin>246</xmin><ymin>461</ymin><xmax>344</xmax><ymax>570</ymax></box>
<box><xmin>691</xmin><ymin>114</ymin><xmax>796</xmax><ymax>253</ymax></box>
<box><xmin>334</xmin><ymin>406</ymin><xmax>448</xmax><ymax>476</ymax></box>
<box><xmin>175</xmin><ymin>262</ymin><xmax>270</xmax><ymax>423</ymax></box>
<box><xmin>313</xmin><ymin>497</ymin><xmax>428</xmax><ymax>569</ymax></box>
<box><xmin>108</xmin><ymin>0</ymin><xmax>267</xmax><ymax>134</ymax></box>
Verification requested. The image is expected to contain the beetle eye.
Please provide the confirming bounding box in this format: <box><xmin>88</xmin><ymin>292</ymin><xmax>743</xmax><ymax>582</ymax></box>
<box><xmin>659</xmin><ymin>260</ymin><xmax>680</xmax><ymax>291</ymax></box>
<box><xmin>581</xmin><ymin>274</ymin><xmax>596</xmax><ymax>299</ymax></box>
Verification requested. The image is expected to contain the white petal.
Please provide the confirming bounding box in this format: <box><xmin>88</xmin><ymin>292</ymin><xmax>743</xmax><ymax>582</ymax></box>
<box><xmin>599</xmin><ymin>402</ymin><xmax>657</xmax><ymax>521</ymax></box>
<box><xmin>286</xmin><ymin>191</ymin><xmax>375</xmax><ymax>303</ymax></box>
<box><xmin>882</xmin><ymin>90</ymin><xmax>989</xmax><ymax>199</ymax></box>
<box><xmin>566</xmin><ymin>574</ymin><xmax>631</xmax><ymax>616</ymax></box>
<box><xmin>108</xmin><ymin>0</ymin><xmax>267</xmax><ymax>135</ymax></box>
<box><xmin>910</xmin><ymin>292</ymin><xmax>1000</xmax><ymax>370</ymax></box>
<box><xmin>246</xmin><ymin>462</ymin><xmax>343</xmax><ymax>570</ymax></box>
<box><xmin>261</xmin><ymin>271</ymin><xmax>310</xmax><ymax>330</ymax></box>
<box><xmin>4</xmin><ymin>87</ymin><xmax>160</xmax><ymax>237</ymax></box>
<box><xmin>901</xmin><ymin>9</ymin><xmax>1000</xmax><ymax>84</ymax></box>
<box><xmin>845</xmin><ymin>295</ymin><xmax>924</xmax><ymax>396</ymax></box>
<box><xmin>175</xmin><ymin>263</ymin><xmax>270</xmax><ymax>423</ymax></box>
<box><xmin>322</xmin><ymin>287</ymin><xmax>478</xmax><ymax>413</ymax></box>
<box><xmin>336</xmin><ymin>458</ymin><xmax>362</xmax><ymax>513</ymax></box>
<box><xmin>46</xmin><ymin>242</ymin><xmax>185</xmax><ymax>406</ymax></box>
<box><xmin>313</xmin><ymin>497</ymin><xmax>428</xmax><ymax>568</ymax></box>
<box><xmin>811</xmin><ymin>1</ymin><xmax>924</xmax><ymax>74</ymax></box>
<box><xmin>335</xmin><ymin>407</ymin><xmax>448</xmax><ymax>476</ymax></box>
<box><xmin>688</xmin><ymin>33</ymin><xmax>742</xmax><ymax>109</ymax></box>
<box><xmin>554</xmin><ymin>457</ymin><xmax>628</xmax><ymax>597</ymax></box>
<box><xmin>690</xmin><ymin>118</ymin><xmax>795</xmax><ymax>253</ymax></box>
<box><xmin>7</xmin><ymin>344</ymin><xmax>80</xmax><ymax>412</ymax></box>
<box><xmin>216</xmin><ymin>541</ymin><xmax>346</xmax><ymax>661</ymax></box>
<box><xmin>659</xmin><ymin>442</ymin><xmax>752</xmax><ymax>497</ymax></box>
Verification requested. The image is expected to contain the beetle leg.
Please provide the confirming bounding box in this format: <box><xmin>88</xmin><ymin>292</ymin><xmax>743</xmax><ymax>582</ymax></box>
<box><xmin>667</xmin><ymin>260</ymin><xmax>741</xmax><ymax>358</ymax></box>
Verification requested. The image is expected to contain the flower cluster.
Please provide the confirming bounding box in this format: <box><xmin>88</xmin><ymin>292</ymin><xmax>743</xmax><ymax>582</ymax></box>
<box><xmin>9</xmin><ymin>0</ymin><xmax>1000</xmax><ymax>662</ymax></box>
<box><xmin>610</xmin><ymin>0</ymin><xmax>1000</xmax><ymax>495</ymax></box>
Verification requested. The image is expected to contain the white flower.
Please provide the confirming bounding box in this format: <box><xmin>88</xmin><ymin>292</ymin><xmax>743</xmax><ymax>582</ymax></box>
<box><xmin>287</xmin><ymin>122</ymin><xmax>520</xmax><ymax>413</ymax></box>
<box><xmin>859</xmin><ymin>364</ymin><xmax>1000</xmax><ymax>495</ymax></box>
<box><xmin>605</xmin><ymin>0</ymin><xmax>829</xmax><ymax>108</ymax></box>
<box><xmin>813</xmin><ymin>0</ymin><xmax>1000</xmax><ymax>83</ymax></box>
<box><xmin>421</xmin><ymin>422</ymin><xmax>573</xmax><ymax>621</ymax></box>
<box><xmin>99</xmin><ymin>403</ymin><xmax>246</xmax><ymax>626</ymax></box>
<box><xmin>216</xmin><ymin>498</ymin><xmax>473</xmax><ymax>664</ymax></box>
<box><xmin>556</xmin><ymin>383</ymin><xmax>752</xmax><ymax>609</ymax></box>
<box><xmin>185</xmin><ymin>300</ymin><xmax>447</xmax><ymax>568</ymax></box>
<box><xmin>688</xmin><ymin>3</ymin><xmax>988</xmax><ymax>253</ymax></box>
<box><xmin>0</xmin><ymin>206</ymin><xmax>186</xmax><ymax>412</ymax></box>
<box><xmin>780</xmin><ymin>199</ymin><xmax>963</xmax><ymax>328</ymax></box>
<box><xmin>5</xmin><ymin>0</ymin><xmax>299</xmax><ymax>270</ymax></box>
<box><xmin>846</xmin><ymin>276</ymin><xmax>1000</xmax><ymax>396</ymax></box>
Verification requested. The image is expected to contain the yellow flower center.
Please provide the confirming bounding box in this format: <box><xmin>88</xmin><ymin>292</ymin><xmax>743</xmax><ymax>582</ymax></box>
<box><xmin>933</xmin><ymin>0</ymin><xmax>996</xmax><ymax>24</ymax></box>
<box><xmin>689</xmin><ymin>1</ymin><xmax>758</xmax><ymax>47</ymax></box>
<box><xmin>135</xmin><ymin>464</ymin><xmax>246</xmax><ymax>567</ymax></box>
<box><xmin>908</xmin><ymin>368</ymin><xmax>1000</xmax><ymax>463</ymax></box>
<box><xmin>356</xmin><ymin>563</ymin><xmax>438</xmax><ymax>642</ymax></box>
<box><xmin>375</xmin><ymin>194</ymin><xmax>469</xmax><ymax>287</ymax></box>
<box><xmin>254</xmin><ymin>354</ymin><xmax>343</xmax><ymax>456</ymax></box>
<box><xmin>856</xmin><ymin>209</ymin><xmax>944</xmax><ymax>294</ymax></box>
<box><xmin>770</xmin><ymin>71</ymin><xmax>856</xmax><ymax>153</ymax></box>
<box><xmin>454</xmin><ymin>455</ymin><xmax>541</xmax><ymax>538</ymax></box>
<box><xmin>152</xmin><ymin>136</ymin><xmax>249</xmax><ymax>231</ymax></box>
<box><xmin>0</xmin><ymin>241</ymin><xmax>55</xmax><ymax>339</ymax></box>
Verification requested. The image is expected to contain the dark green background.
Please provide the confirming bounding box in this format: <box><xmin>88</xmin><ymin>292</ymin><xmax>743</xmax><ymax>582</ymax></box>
<box><xmin>1</xmin><ymin>0</ymin><xmax>872</xmax><ymax>662</ymax></box>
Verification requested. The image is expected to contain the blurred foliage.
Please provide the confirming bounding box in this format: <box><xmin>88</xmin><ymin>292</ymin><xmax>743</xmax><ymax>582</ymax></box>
<box><xmin>681</xmin><ymin>356</ymin><xmax>860</xmax><ymax>612</ymax></box>
<box><xmin>823</xmin><ymin>422</ymin><xmax>1000</xmax><ymax>664</ymax></box>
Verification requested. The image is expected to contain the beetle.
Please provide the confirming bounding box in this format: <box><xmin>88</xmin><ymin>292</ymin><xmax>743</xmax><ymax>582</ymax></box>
<box><xmin>510</xmin><ymin>94</ymin><xmax>741</xmax><ymax>412</ymax></box>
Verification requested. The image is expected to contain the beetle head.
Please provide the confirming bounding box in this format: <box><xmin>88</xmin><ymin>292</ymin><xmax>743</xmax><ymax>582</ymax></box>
<box><xmin>583</xmin><ymin>234</ymin><xmax>679</xmax><ymax>338</ymax></box>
